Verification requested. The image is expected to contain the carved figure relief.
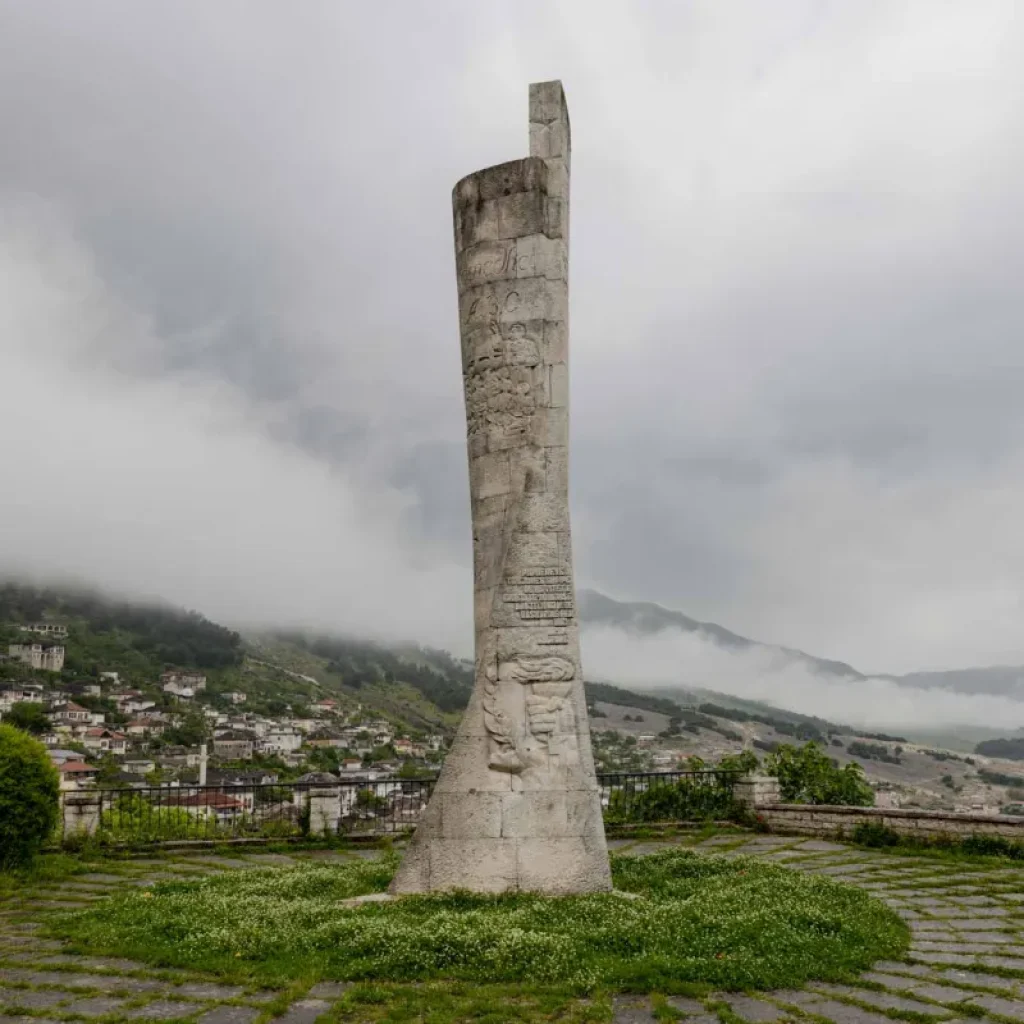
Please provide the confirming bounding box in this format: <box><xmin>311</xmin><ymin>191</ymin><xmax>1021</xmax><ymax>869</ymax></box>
<box><xmin>482</xmin><ymin>653</ymin><xmax>578</xmax><ymax>779</ymax></box>
<box><xmin>464</xmin><ymin>365</ymin><xmax>536</xmax><ymax>451</ymax></box>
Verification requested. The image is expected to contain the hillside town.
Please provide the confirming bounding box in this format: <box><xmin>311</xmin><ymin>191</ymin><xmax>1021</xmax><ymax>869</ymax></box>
<box><xmin>5</xmin><ymin>617</ymin><xmax>1024</xmax><ymax>822</ymax></box>
<box><xmin>0</xmin><ymin>625</ymin><xmax>447</xmax><ymax>800</ymax></box>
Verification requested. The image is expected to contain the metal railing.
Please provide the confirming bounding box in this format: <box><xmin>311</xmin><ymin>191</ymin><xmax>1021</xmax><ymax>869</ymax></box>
<box><xmin>82</xmin><ymin>778</ymin><xmax>436</xmax><ymax>844</ymax></box>
<box><xmin>61</xmin><ymin>770</ymin><xmax>742</xmax><ymax>845</ymax></box>
<box><xmin>599</xmin><ymin>769</ymin><xmax>741</xmax><ymax>824</ymax></box>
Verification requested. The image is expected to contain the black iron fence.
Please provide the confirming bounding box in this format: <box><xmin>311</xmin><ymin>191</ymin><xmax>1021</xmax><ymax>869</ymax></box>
<box><xmin>77</xmin><ymin>778</ymin><xmax>436</xmax><ymax>844</ymax></box>
<box><xmin>61</xmin><ymin>770</ymin><xmax>742</xmax><ymax>846</ymax></box>
<box><xmin>599</xmin><ymin>769</ymin><xmax>741</xmax><ymax>824</ymax></box>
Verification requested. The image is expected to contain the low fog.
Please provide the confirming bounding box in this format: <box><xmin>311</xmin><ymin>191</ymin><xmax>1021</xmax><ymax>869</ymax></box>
<box><xmin>582</xmin><ymin>625</ymin><xmax>1024</xmax><ymax>734</ymax></box>
<box><xmin>4</xmin><ymin>2</ymin><xmax>1024</xmax><ymax>730</ymax></box>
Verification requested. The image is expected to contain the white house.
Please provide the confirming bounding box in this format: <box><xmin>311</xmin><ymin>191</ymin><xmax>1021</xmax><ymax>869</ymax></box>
<box><xmin>51</xmin><ymin>701</ymin><xmax>92</xmax><ymax>726</ymax></box>
<box><xmin>261</xmin><ymin>727</ymin><xmax>302</xmax><ymax>755</ymax></box>
<box><xmin>82</xmin><ymin>728</ymin><xmax>128</xmax><ymax>754</ymax></box>
<box><xmin>162</xmin><ymin>681</ymin><xmax>196</xmax><ymax>699</ymax></box>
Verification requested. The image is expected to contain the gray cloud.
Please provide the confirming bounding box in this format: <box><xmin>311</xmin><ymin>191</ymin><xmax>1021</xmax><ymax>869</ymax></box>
<box><xmin>2</xmin><ymin>0</ymin><xmax>1024</xmax><ymax>694</ymax></box>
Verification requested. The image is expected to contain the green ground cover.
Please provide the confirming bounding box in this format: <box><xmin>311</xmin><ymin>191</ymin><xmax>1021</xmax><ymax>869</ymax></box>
<box><xmin>47</xmin><ymin>849</ymin><xmax>908</xmax><ymax>993</ymax></box>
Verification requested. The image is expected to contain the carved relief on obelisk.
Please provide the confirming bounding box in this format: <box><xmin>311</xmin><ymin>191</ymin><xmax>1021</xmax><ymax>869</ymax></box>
<box><xmin>389</xmin><ymin>80</ymin><xmax>612</xmax><ymax>895</ymax></box>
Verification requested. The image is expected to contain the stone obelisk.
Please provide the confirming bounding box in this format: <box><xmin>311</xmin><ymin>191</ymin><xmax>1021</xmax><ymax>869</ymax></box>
<box><xmin>390</xmin><ymin>81</ymin><xmax>612</xmax><ymax>895</ymax></box>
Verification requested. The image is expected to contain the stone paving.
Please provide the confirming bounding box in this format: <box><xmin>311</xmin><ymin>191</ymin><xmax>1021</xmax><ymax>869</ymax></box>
<box><xmin>4</xmin><ymin>834</ymin><xmax>1024</xmax><ymax>1022</ymax></box>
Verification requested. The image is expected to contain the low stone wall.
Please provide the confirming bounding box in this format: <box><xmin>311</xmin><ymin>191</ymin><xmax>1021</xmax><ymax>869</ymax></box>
<box><xmin>757</xmin><ymin>803</ymin><xmax>1024</xmax><ymax>840</ymax></box>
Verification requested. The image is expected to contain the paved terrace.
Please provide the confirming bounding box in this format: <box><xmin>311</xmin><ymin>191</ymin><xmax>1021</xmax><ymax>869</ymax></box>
<box><xmin>5</xmin><ymin>833</ymin><xmax>1024</xmax><ymax>1023</ymax></box>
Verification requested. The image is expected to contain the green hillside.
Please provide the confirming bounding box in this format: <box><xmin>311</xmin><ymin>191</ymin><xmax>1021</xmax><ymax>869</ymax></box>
<box><xmin>0</xmin><ymin>582</ymin><xmax>477</xmax><ymax>735</ymax></box>
<box><xmin>0</xmin><ymin>582</ymin><xmax>242</xmax><ymax>681</ymax></box>
<box><xmin>0</xmin><ymin>581</ymin><xmax>695</xmax><ymax>739</ymax></box>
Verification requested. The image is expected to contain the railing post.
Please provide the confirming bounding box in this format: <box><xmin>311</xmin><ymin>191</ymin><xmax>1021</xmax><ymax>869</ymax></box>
<box><xmin>732</xmin><ymin>774</ymin><xmax>780</xmax><ymax>810</ymax></box>
<box><xmin>62</xmin><ymin>791</ymin><xmax>102</xmax><ymax>841</ymax></box>
<box><xmin>308</xmin><ymin>785</ymin><xmax>341</xmax><ymax>836</ymax></box>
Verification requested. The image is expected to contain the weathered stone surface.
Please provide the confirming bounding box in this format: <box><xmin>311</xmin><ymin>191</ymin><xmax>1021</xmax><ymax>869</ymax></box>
<box><xmin>390</xmin><ymin>80</ymin><xmax>610</xmax><ymax>896</ymax></box>
<box><xmin>966</xmin><ymin>993</ymin><xmax>1024</xmax><ymax>1017</ymax></box>
<box><xmin>61</xmin><ymin>997</ymin><xmax>129</xmax><ymax>1017</ymax></box>
<box><xmin>197</xmin><ymin>1009</ymin><xmax>260</xmax><ymax>1024</ymax></box>
<box><xmin>0</xmin><ymin>990</ymin><xmax>69</xmax><ymax>1010</ymax></box>
<box><xmin>122</xmin><ymin>1000</ymin><xmax>201</xmax><ymax>1019</ymax></box>
<box><xmin>721</xmin><ymin>995</ymin><xmax>787</xmax><ymax>1021</ymax></box>
<box><xmin>269</xmin><ymin>999</ymin><xmax>330</xmax><ymax>1024</ymax></box>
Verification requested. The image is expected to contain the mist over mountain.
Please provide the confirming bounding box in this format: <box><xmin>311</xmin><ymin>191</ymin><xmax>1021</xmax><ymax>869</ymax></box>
<box><xmin>577</xmin><ymin>589</ymin><xmax>1024</xmax><ymax>738</ymax></box>
<box><xmin>578</xmin><ymin>590</ymin><xmax>865</xmax><ymax>680</ymax></box>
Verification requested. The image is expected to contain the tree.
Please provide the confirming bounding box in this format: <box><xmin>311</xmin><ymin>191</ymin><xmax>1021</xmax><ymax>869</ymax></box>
<box><xmin>0</xmin><ymin>723</ymin><xmax>60</xmax><ymax>867</ymax></box>
<box><xmin>307</xmin><ymin>747</ymin><xmax>340</xmax><ymax>773</ymax></box>
<box><xmin>764</xmin><ymin>742</ymin><xmax>873</xmax><ymax>807</ymax></box>
<box><xmin>93</xmin><ymin>753</ymin><xmax>124</xmax><ymax>789</ymax></box>
<box><xmin>162</xmin><ymin>709</ymin><xmax>208</xmax><ymax>747</ymax></box>
<box><xmin>717</xmin><ymin>750</ymin><xmax>759</xmax><ymax>774</ymax></box>
<box><xmin>3</xmin><ymin>702</ymin><xmax>49</xmax><ymax>735</ymax></box>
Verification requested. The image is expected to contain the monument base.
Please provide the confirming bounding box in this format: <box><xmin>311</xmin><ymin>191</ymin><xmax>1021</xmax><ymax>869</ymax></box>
<box><xmin>389</xmin><ymin>788</ymin><xmax>612</xmax><ymax>895</ymax></box>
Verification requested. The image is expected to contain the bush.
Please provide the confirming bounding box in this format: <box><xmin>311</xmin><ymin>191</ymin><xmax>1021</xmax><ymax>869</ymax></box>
<box><xmin>959</xmin><ymin>834</ymin><xmax>1024</xmax><ymax>860</ymax></box>
<box><xmin>851</xmin><ymin>822</ymin><xmax>900</xmax><ymax>848</ymax></box>
<box><xmin>849</xmin><ymin>825</ymin><xmax>1024</xmax><ymax>860</ymax></box>
<box><xmin>0</xmin><ymin>723</ymin><xmax>60</xmax><ymax>868</ymax></box>
<box><xmin>764</xmin><ymin>742</ymin><xmax>874</xmax><ymax>807</ymax></box>
<box><xmin>605</xmin><ymin>773</ymin><xmax>738</xmax><ymax>824</ymax></box>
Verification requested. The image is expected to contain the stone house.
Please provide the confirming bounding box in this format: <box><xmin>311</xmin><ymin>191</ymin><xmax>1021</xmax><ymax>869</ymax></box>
<box><xmin>19</xmin><ymin>623</ymin><xmax>68</xmax><ymax>639</ymax></box>
<box><xmin>160</xmin><ymin>671</ymin><xmax>207</xmax><ymax>691</ymax></box>
<box><xmin>213</xmin><ymin>732</ymin><xmax>255</xmax><ymax>760</ymax></box>
<box><xmin>8</xmin><ymin>643</ymin><xmax>65</xmax><ymax>672</ymax></box>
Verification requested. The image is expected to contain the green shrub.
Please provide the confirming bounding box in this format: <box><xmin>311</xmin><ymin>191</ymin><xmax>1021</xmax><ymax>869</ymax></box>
<box><xmin>959</xmin><ymin>834</ymin><xmax>1024</xmax><ymax>860</ymax></box>
<box><xmin>764</xmin><ymin>742</ymin><xmax>874</xmax><ymax>806</ymax></box>
<box><xmin>848</xmin><ymin>825</ymin><xmax>1024</xmax><ymax>860</ymax></box>
<box><xmin>605</xmin><ymin>774</ymin><xmax>738</xmax><ymax>824</ymax></box>
<box><xmin>850</xmin><ymin>822</ymin><xmax>900</xmax><ymax>848</ymax></box>
<box><xmin>0</xmin><ymin>723</ymin><xmax>60</xmax><ymax>868</ymax></box>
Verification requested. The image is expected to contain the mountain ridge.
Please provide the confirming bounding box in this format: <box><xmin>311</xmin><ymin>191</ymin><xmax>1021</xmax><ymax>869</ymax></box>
<box><xmin>579</xmin><ymin>588</ymin><xmax>1024</xmax><ymax>700</ymax></box>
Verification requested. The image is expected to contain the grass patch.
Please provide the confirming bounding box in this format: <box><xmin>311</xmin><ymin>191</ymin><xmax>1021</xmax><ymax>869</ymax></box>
<box><xmin>0</xmin><ymin>852</ymin><xmax>99</xmax><ymax>897</ymax></box>
<box><xmin>46</xmin><ymin>850</ymin><xmax>908</xmax><ymax>993</ymax></box>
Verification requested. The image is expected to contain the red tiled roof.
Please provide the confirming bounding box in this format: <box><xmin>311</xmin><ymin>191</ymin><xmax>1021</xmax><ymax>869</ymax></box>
<box><xmin>58</xmin><ymin>761</ymin><xmax>96</xmax><ymax>773</ymax></box>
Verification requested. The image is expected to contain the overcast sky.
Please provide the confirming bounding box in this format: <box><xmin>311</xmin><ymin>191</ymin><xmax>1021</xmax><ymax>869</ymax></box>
<box><xmin>2</xmin><ymin>0</ymin><xmax>1024</xmax><ymax>679</ymax></box>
